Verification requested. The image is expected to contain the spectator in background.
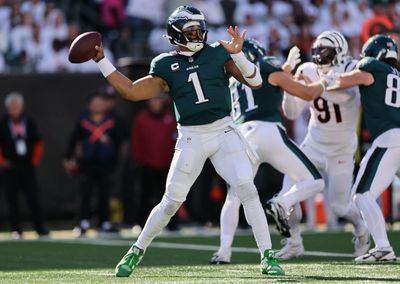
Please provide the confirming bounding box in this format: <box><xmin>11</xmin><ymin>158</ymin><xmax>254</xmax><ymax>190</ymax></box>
<box><xmin>0</xmin><ymin>52</ymin><xmax>5</xmax><ymax>72</ymax></box>
<box><xmin>64</xmin><ymin>92</ymin><xmax>125</xmax><ymax>236</ymax></box>
<box><xmin>0</xmin><ymin>92</ymin><xmax>48</xmax><ymax>239</ymax></box>
<box><xmin>21</xmin><ymin>0</ymin><xmax>45</xmax><ymax>25</ymax></box>
<box><xmin>131</xmin><ymin>95</ymin><xmax>177</xmax><ymax>230</ymax></box>
<box><xmin>125</xmin><ymin>0</ymin><xmax>166</xmax><ymax>55</ymax></box>
<box><xmin>101</xmin><ymin>0</ymin><xmax>127</xmax><ymax>32</ymax></box>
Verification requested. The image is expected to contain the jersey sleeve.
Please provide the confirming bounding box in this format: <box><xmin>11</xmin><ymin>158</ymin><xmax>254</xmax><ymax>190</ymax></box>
<box><xmin>211</xmin><ymin>42</ymin><xmax>232</xmax><ymax>63</ymax></box>
<box><xmin>357</xmin><ymin>57</ymin><xmax>385</xmax><ymax>73</ymax></box>
<box><xmin>296</xmin><ymin>62</ymin><xmax>320</xmax><ymax>82</ymax></box>
<box><xmin>260</xmin><ymin>56</ymin><xmax>282</xmax><ymax>75</ymax></box>
<box><xmin>149</xmin><ymin>53</ymin><xmax>168</xmax><ymax>80</ymax></box>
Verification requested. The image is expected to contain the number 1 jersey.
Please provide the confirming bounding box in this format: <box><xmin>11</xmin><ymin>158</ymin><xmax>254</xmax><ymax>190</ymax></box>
<box><xmin>150</xmin><ymin>43</ymin><xmax>232</xmax><ymax>126</ymax></box>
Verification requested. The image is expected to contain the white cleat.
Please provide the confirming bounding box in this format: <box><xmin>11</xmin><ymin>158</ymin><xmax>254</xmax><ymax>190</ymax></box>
<box><xmin>209</xmin><ymin>251</ymin><xmax>231</xmax><ymax>264</ymax></box>
<box><xmin>277</xmin><ymin>239</ymin><xmax>304</xmax><ymax>260</ymax></box>
<box><xmin>355</xmin><ymin>247</ymin><xmax>397</xmax><ymax>263</ymax></box>
<box><xmin>353</xmin><ymin>230</ymin><xmax>371</xmax><ymax>257</ymax></box>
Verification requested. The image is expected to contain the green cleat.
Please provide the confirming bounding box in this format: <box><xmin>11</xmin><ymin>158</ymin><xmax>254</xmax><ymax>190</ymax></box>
<box><xmin>115</xmin><ymin>245</ymin><xmax>145</xmax><ymax>277</ymax></box>
<box><xmin>261</xmin><ymin>249</ymin><xmax>285</xmax><ymax>276</ymax></box>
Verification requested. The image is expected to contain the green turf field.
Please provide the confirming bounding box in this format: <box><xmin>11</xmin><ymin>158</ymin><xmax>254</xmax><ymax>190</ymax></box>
<box><xmin>0</xmin><ymin>231</ymin><xmax>399</xmax><ymax>283</ymax></box>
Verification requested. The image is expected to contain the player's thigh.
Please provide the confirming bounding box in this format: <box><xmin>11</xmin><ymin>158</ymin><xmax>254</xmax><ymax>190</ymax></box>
<box><xmin>353</xmin><ymin>145</ymin><xmax>400</xmax><ymax>198</ymax></box>
<box><xmin>266</xmin><ymin>127</ymin><xmax>321</xmax><ymax>182</ymax></box>
<box><xmin>326</xmin><ymin>155</ymin><xmax>355</xmax><ymax>208</ymax></box>
<box><xmin>165</xmin><ymin>134</ymin><xmax>208</xmax><ymax>202</ymax></box>
<box><xmin>210</xmin><ymin>131</ymin><xmax>254</xmax><ymax>187</ymax></box>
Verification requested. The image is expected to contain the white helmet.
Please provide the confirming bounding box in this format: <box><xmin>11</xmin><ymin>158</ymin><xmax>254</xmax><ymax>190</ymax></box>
<box><xmin>312</xmin><ymin>31</ymin><xmax>348</xmax><ymax>69</ymax></box>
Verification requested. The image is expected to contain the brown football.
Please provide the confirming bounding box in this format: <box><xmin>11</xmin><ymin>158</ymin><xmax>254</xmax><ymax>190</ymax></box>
<box><xmin>68</xmin><ymin>31</ymin><xmax>102</xmax><ymax>63</ymax></box>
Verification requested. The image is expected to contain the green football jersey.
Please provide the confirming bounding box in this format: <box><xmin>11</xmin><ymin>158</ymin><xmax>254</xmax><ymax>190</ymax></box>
<box><xmin>231</xmin><ymin>56</ymin><xmax>283</xmax><ymax>124</ymax></box>
<box><xmin>357</xmin><ymin>57</ymin><xmax>400</xmax><ymax>139</ymax></box>
<box><xmin>150</xmin><ymin>43</ymin><xmax>232</xmax><ymax>126</ymax></box>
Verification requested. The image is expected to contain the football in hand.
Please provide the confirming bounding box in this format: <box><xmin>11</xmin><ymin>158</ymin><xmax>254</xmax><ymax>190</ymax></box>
<box><xmin>68</xmin><ymin>31</ymin><xmax>102</xmax><ymax>63</ymax></box>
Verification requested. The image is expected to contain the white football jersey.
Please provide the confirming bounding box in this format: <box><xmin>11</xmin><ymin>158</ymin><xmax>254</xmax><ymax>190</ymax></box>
<box><xmin>284</xmin><ymin>59</ymin><xmax>360</xmax><ymax>156</ymax></box>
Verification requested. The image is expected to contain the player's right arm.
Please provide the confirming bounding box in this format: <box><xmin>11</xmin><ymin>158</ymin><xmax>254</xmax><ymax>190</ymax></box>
<box><xmin>106</xmin><ymin>72</ymin><xmax>168</xmax><ymax>101</ymax></box>
<box><xmin>324</xmin><ymin>58</ymin><xmax>375</xmax><ymax>91</ymax></box>
<box><xmin>335</xmin><ymin>69</ymin><xmax>374</xmax><ymax>89</ymax></box>
<box><xmin>93</xmin><ymin>45</ymin><xmax>169</xmax><ymax>102</ymax></box>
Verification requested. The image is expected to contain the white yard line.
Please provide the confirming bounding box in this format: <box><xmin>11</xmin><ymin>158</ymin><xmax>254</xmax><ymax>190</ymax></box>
<box><xmin>39</xmin><ymin>238</ymin><xmax>354</xmax><ymax>258</ymax></box>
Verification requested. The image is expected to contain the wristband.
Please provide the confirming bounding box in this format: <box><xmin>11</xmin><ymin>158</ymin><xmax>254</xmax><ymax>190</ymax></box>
<box><xmin>97</xmin><ymin>57</ymin><xmax>116</xmax><ymax>78</ymax></box>
<box><xmin>243</xmin><ymin>67</ymin><xmax>262</xmax><ymax>86</ymax></box>
<box><xmin>230</xmin><ymin>51</ymin><xmax>255</xmax><ymax>77</ymax></box>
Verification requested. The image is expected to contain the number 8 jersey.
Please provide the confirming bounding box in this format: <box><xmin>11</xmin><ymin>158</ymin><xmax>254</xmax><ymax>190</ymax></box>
<box><xmin>150</xmin><ymin>43</ymin><xmax>232</xmax><ymax>126</ymax></box>
<box><xmin>283</xmin><ymin>60</ymin><xmax>360</xmax><ymax>156</ymax></box>
<box><xmin>357</xmin><ymin>57</ymin><xmax>400</xmax><ymax>140</ymax></box>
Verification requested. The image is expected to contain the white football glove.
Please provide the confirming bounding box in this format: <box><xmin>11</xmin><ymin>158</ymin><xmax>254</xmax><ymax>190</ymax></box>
<box><xmin>321</xmin><ymin>70</ymin><xmax>340</xmax><ymax>90</ymax></box>
<box><xmin>284</xmin><ymin>46</ymin><xmax>301</xmax><ymax>70</ymax></box>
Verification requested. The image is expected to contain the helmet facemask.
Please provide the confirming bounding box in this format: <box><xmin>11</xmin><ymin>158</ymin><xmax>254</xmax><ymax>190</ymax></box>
<box><xmin>312</xmin><ymin>31</ymin><xmax>348</xmax><ymax>72</ymax></box>
<box><xmin>312</xmin><ymin>46</ymin><xmax>338</xmax><ymax>66</ymax></box>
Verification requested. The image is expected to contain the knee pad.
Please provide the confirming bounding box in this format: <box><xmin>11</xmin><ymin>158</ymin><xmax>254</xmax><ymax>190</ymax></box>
<box><xmin>233</xmin><ymin>182</ymin><xmax>258</xmax><ymax>203</ymax></box>
<box><xmin>160</xmin><ymin>195</ymin><xmax>182</xmax><ymax>216</ymax></box>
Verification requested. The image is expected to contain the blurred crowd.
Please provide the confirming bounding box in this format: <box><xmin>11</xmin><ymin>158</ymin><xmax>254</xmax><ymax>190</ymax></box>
<box><xmin>0</xmin><ymin>0</ymin><xmax>399</xmax><ymax>73</ymax></box>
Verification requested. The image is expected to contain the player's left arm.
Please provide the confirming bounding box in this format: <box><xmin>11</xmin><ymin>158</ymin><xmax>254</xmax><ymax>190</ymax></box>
<box><xmin>219</xmin><ymin>26</ymin><xmax>262</xmax><ymax>89</ymax></box>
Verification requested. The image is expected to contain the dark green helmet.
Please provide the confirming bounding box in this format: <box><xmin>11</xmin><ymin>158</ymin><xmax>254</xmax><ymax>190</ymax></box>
<box><xmin>361</xmin><ymin>34</ymin><xmax>398</xmax><ymax>60</ymax></box>
<box><xmin>166</xmin><ymin>6</ymin><xmax>207</xmax><ymax>52</ymax></box>
<box><xmin>242</xmin><ymin>38</ymin><xmax>266</xmax><ymax>63</ymax></box>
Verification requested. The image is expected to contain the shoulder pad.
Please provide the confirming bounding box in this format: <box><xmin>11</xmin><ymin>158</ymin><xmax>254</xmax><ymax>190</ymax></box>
<box><xmin>357</xmin><ymin>57</ymin><xmax>386</xmax><ymax>72</ymax></box>
<box><xmin>343</xmin><ymin>59</ymin><xmax>358</xmax><ymax>72</ymax></box>
<box><xmin>263</xmin><ymin>56</ymin><xmax>282</xmax><ymax>67</ymax></box>
<box><xmin>296</xmin><ymin>62</ymin><xmax>319</xmax><ymax>82</ymax></box>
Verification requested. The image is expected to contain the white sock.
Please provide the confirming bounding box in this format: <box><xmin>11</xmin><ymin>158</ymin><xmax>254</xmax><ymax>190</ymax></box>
<box><xmin>235</xmin><ymin>182</ymin><xmax>271</xmax><ymax>255</ymax></box>
<box><xmin>218</xmin><ymin>191</ymin><xmax>241</xmax><ymax>256</ymax></box>
<box><xmin>355</xmin><ymin>193</ymin><xmax>390</xmax><ymax>248</ymax></box>
<box><xmin>278</xmin><ymin>179</ymin><xmax>324</xmax><ymax>212</ymax></box>
<box><xmin>305</xmin><ymin>196</ymin><xmax>316</xmax><ymax>230</ymax></box>
<box><xmin>324</xmin><ymin>190</ymin><xmax>339</xmax><ymax>230</ymax></box>
<box><xmin>136</xmin><ymin>196</ymin><xmax>181</xmax><ymax>250</ymax></box>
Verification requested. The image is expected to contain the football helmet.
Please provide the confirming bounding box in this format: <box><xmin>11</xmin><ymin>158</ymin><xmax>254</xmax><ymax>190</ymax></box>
<box><xmin>166</xmin><ymin>6</ymin><xmax>207</xmax><ymax>52</ymax></box>
<box><xmin>311</xmin><ymin>31</ymin><xmax>348</xmax><ymax>69</ymax></box>
<box><xmin>361</xmin><ymin>34</ymin><xmax>398</xmax><ymax>60</ymax></box>
<box><xmin>242</xmin><ymin>38</ymin><xmax>266</xmax><ymax>63</ymax></box>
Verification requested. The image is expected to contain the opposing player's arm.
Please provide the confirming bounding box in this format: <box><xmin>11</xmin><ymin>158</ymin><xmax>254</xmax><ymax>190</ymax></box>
<box><xmin>93</xmin><ymin>45</ymin><xmax>168</xmax><ymax>101</ymax></box>
<box><xmin>268</xmin><ymin>71</ymin><xmax>325</xmax><ymax>101</ymax></box>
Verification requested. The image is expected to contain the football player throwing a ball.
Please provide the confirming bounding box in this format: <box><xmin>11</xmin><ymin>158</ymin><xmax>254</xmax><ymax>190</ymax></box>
<box><xmin>91</xmin><ymin>6</ymin><xmax>329</xmax><ymax>277</ymax></box>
